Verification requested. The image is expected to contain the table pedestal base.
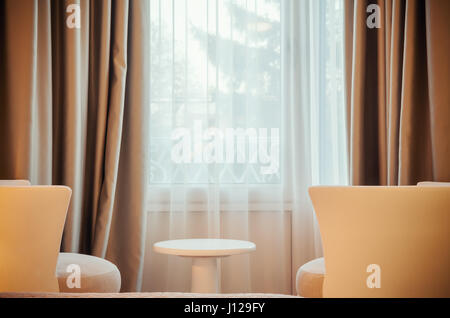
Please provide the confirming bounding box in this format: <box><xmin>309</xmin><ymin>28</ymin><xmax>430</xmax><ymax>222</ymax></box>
<box><xmin>191</xmin><ymin>257</ymin><xmax>218</xmax><ymax>293</ymax></box>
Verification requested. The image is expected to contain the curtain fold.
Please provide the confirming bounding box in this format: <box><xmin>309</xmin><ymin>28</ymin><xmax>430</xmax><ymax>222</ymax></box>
<box><xmin>346</xmin><ymin>0</ymin><xmax>449</xmax><ymax>185</ymax></box>
<box><xmin>0</xmin><ymin>0</ymin><xmax>53</xmax><ymax>184</ymax></box>
<box><xmin>0</xmin><ymin>0</ymin><xmax>149</xmax><ymax>291</ymax></box>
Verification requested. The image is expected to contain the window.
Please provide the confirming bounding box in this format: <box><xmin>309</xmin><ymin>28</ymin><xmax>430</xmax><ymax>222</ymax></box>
<box><xmin>149</xmin><ymin>0</ymin><xmax>282</xmax><ymax>185</ymax></box>
<box><xmin>148</xmin><ymin>0</ymin><xmax>346</xmax><ymax>186</ymax></box>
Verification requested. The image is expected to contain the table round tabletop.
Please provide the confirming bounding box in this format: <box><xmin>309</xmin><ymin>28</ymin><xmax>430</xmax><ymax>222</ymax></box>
<box><xmin>153</xmin><ymin>238</ymin><xmax>256</xmax><ymax>257</ymax></box>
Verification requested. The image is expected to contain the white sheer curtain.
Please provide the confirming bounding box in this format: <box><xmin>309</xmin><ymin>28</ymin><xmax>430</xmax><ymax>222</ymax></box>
<box><xmin>283</xmin><ymin>0</ymin><xmax>348</xmax><ymax>287</ymax></box>
<box><xmin>143</xmin><ymin>0</ymin><xmax>347</xmax><ymax>294</ymax></box>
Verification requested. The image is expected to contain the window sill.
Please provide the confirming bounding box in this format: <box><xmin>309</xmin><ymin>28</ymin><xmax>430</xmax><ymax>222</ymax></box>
<box><xmin>147</xmin><ymin>185</ymin><xmax>292</xmax><ymax>212</ymax></box>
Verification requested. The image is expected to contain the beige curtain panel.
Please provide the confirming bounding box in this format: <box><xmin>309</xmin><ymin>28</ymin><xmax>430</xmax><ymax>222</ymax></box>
<box><xmin>346</xmin><ymin>0</ymin><xmax>449</xmax><ymax>185</ymax></box>
<box><xmin>0</xmin><ymin>0</ymin><xmax>150</xmax><ymax>291</ymax></box>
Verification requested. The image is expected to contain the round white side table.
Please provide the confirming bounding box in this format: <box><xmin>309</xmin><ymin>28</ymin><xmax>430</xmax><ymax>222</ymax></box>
<box><xmin>153</xmin><ymin>239</ymin><xmax>256</xmax><ymax>293</ymax></box>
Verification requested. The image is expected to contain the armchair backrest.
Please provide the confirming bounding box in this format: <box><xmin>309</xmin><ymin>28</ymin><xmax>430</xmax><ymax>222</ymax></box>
<box><xmin>309</xmin><ymin>186</ymin><xmax>450</xmax><ymax>297</ymax></box>
<box><xmin>0</xmin><ymin>186</ymin><xmax>71</xmax><ymax>292</ymax></box>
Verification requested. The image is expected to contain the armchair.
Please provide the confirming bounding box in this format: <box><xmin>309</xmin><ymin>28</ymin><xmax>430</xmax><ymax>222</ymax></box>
<box><xmin>0</xmin><ymin>180</ymin><xmax>120</xmax><ymax>293</ymax></box>
<box><xmin>297</xmin><ymin>183</ymin><xmax>450</xmax><ymax>297</ymax></box>
<box><xmin>0</xmin><ymin>186</ymin><xmax>71</xmax><ymax>292</ymax></box>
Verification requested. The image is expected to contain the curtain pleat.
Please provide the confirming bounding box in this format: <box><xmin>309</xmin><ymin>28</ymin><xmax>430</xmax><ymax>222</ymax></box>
<box><xmin>0</xmin><ymin>0</ymin><xmax>53</xmax><ymax>183</ymax></box>
<box><xmin>0</xmin><ymin>0</ymin><xmax>150</xmax><ymax>291</ymax></box>
<box><xmin>104</xmin><ymin>0</ymin><xmax>150</xmax><ymax>291</ymax></box>
<box><xmin>425</xmin><ymin>0</ymin><xmax>450</xmax><ymax>183</ymax></box>
<box><xmin>51</xmin><ymin>0</ymin><xmax>90</xmax><ymax>253</ymax></box>
<box><xmin>346</xmin><ymin>0</ymin><xmax>450</xmax><ymax>185</ymax></box>
<box><xmin>83</xmin><ymin>0</ymin><xmax>112</xmax><ymax>254</ymax></box>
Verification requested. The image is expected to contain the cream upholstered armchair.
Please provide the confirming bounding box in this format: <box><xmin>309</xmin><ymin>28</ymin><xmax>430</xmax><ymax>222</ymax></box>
<box><xmin>0</xmin><ymin>180</ymin><xmax>121</xmax><ymax>293</ymax></box>
<box><xmin>297</xmin><ymin>182</ymin><xmax>450</xmax><ymax>298</ymax></box>
<box><xmin>0</xmin><ymin>185</ymin><xmax>71</xmax><ymax>292</ymax></box>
